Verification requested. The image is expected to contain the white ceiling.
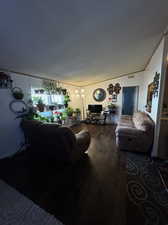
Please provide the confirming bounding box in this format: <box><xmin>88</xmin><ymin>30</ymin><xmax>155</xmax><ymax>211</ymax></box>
<box><xmin>0</xmin><ymin>0</ymin><xmax>168</xmax><ymax>86</ymax></box>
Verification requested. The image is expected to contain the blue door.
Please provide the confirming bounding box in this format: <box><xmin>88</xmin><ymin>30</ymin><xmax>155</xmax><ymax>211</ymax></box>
<box><xmin>122</xmin><ymin>87</ymin><xmax>136</xmax><ymax>115</ymax></box>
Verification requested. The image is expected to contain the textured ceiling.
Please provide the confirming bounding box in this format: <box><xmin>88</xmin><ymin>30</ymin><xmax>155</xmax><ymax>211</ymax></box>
<box><xmin>0</xmin><ymin>0</ymin><xmax>168</xmax><ymax>86</ymax></box>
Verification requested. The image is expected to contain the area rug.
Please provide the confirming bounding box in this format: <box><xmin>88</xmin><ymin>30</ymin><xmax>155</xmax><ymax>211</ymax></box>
<box><xmin>158</xmin><ymin>166</ymin><xmax>168</xmax><ymax>190</ymax></box>
<box><xmin>126</xmin><ymin>153</ymin><xmax>168</xmax><ymax>225</ymax></box>
<box><xmin>0</xmin><ymin>179</ymin><xmax>63</xmax><ymax>225</ymax></box>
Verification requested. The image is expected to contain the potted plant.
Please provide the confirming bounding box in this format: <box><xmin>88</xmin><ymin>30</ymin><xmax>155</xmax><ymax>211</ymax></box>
<box><xmin>66</xmin><ymin>107</ymin><xmax>74</xmax><ymax>117</ymax></box>
<box><xmin>32</xmin><ymin>96</ymin><xmax>40</xmax><ymax>105</ymax></box>
<box><xmin>108</xmin><ymin>103</ymin><xmax>116</xmax><ymax>114</ymax></box>
<box><xmin>12</xmin><ymin>87</ymin><xmax>24</xmax><ymax>100</ymax></box>
<box><xmin>64</xmin><ymin>95</ymin><xmax>71</xmax><ymax>108</ymax></box>
<box><xmin>37</xmin><ymin>98</ymin><xmax>45</xmax><ymax>112</ymax></box>
<box><xmin>74</xmin><ymin>108</ymin><xmax>81</xmax><ymax>121</ymax></box>
<box><xmin>61</xmin><ymin>112</ymin><xmax>67</xmax><ymax>124</ymax></box>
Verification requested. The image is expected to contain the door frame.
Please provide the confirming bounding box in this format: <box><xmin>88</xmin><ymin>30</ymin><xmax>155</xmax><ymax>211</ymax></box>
<box><xmin>122</xmin><ymin>86</ymin><xmax>139</xmax><ymax>115</ymax></box>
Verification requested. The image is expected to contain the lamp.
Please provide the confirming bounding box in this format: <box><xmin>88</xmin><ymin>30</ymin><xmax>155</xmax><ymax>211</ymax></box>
<box><xmin>75</xmin><ymin>89</ymin><xmax>85</xmax><ymax>120</ymax></box>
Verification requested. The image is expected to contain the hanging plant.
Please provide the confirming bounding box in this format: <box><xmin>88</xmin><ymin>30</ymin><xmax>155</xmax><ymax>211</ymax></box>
<box><xmin>62</xmin><ymin>89</ymin><xmax>67</xmax><ymax>95</ymax></box>
<box><xmin>56</xmin><ymin>87</ymin><xmax>62</xmax><ymax>94</ymax></box>
<box><xmin>39</xmin><ymin>89</ymin><xmax>45</xmax><ymax>94</ymax></box>
<box><xmin>12</xmin><ymin>87</ymin><xmax>24</xmax><ymax>100</ymax></box>
<box><xmin>43</xmin><ymin>79</ymin><xmax>58</xmax><ymax>94</ymax></box>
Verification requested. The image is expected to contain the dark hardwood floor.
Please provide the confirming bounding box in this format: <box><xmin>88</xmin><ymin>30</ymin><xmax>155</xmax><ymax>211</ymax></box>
<box><xmin>0</xmin><ymin>124</ymin><xmax>126</xmax><ymax>225</ymax></box>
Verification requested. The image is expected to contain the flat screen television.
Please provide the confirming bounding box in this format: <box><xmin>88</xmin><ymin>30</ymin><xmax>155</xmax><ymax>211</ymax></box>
<box><xmin>88</xmin><ymin>104</ymin><xmax>102</xmax><ymax>113</ymax></box>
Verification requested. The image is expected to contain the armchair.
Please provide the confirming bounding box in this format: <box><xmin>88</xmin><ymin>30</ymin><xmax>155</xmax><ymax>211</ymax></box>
<box><xmin>21</xmin><ymin>120</ymin><xmax>91</xmax><ymax>163</ymax></box>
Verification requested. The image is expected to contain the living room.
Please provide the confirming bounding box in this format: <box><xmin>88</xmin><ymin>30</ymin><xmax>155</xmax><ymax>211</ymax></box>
<box><xmin>0</xmin><ymin>1</ymin><xmax>168</xmax><ymax>225</ymax></box>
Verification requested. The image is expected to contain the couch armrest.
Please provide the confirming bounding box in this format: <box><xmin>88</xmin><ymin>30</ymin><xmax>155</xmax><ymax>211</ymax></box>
<box><xmin>40</xmin><ymin>126</ymin><xmax>77</xmax><ymax>152</ymax></box>
<box><xmin>116</xmin><ymin>126</ymin><xmax>145</xmax><ymax>137</ymax></box>
<box><xmin>34</xmin><ymin>125</ymin><xmax>78</xmax><ymax>161</ymax></box>
<box><xmin>75</xmin><ymin>130</ymin><xmax>91</xmax><ymax>154</ymax></box>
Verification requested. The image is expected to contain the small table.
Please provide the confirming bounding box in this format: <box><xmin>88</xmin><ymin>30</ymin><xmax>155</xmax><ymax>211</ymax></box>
<box><xmin>62</xmin><ymin>119</ymin><xmax>81</xmax><ymax>128</ymax></box>
<box><xmin>103</xmin><ymin>110</ymin><xmax>116</xmax><ymax>124</ymax></box>
<box><xmin>85</xmin><ymin>112</ymin><xmax>106</xmax><ymax>124</ymax></box>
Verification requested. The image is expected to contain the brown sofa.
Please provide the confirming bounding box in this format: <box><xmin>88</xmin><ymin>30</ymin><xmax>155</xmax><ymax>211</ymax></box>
<box><xmin>21</xmin><ymin>119</ymin><xmax>91</xmax><ymax>163</ymax></box>
<box><xmin>115</xmin><ymin>112</ymin><xmax>155</xmax><ymax>153</ymax></box>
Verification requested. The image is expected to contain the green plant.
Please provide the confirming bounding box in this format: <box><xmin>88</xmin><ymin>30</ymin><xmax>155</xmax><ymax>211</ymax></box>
<box><xmin>13</xmin><ymin>91</ymin><xmax>24</xmax><ymax>100</ymax></box>
<box><xmin>37</xmin><ymin>98</ymin><xmax>45</xmax><ymax>112</ymax></box>
<box><xmin>37</xmin><ymin>98</ymin><xmax>44</xmax><ymax>105</ymax></box>
<box><xmin>12</xmin><ymin>87</ymin><xmax>24</xmax><ymax>100</ymax></box>
<box><xmin>61</xmin><ymin>112</ymin><xmax>67</xmax><ymax>120</ymax></box>
<box><xmin>16</xmin><ymin>106</ymin><xmax>37</xmax><ymax>120</ymax></box>
<box><xmin>55</xmin><ymin>87</ymin><xmax>62</xmax><ymax>94</ymax></box>
<box><xmin>33</xmin><ymin>114</ymin><xmax>49</xmax><ymax>122</ymax></box>
<box><xmin>74</xmin><ymin>108</ymin><xmax>81</xmax><ymax>114</ymax></box>
<box><xmin>62</xmin><ymin>89</ymin><xmax>67</xmax><ymax>95</ymax></box>
<box><xmin>108</xmin><ymin>103</ymin><xmax>116</xmax><ymax>110</ymax></box>
<box><xmin>66</xmin><ymin>107</ymin><xmax>74</xmax><ymax>117</ymax></box>
<box><xmin>32</xmin><ymin>96</ymin><xmax>40</xmax><ymax>105</ymax></box>
<box><xmin>50</xmin><ymin>116</ymin><xmax>55</xmax><ymax>123</ymax></box>
<box><xmin>64</xmin><ymin>95</ymin><xmax>71</xmax><ymax>107</ymax></box>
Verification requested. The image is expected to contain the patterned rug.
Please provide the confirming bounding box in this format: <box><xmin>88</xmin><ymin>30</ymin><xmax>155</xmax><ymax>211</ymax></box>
<box><xmin>0</xmin><ymin>179</ymin><xmax>63</xmax><ymax>225</ymax></box>
<box><xmin>126</xmin><ymin>153</ymin><xmax>168</xmax><ymax>225</ymax></box>
<box><xmin>158</xmin><ymin>166</ymin><xmax>168</xmax><ymax>190</ymax></box>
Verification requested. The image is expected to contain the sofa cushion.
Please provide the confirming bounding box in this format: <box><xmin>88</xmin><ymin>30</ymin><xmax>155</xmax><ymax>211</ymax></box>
<box><xmin>133</xmin><ymin>112</ymin><xmax>154</xmax><ymax>131</ymax></box>
<box><xmin>118</xmin><ymin>115</ymin><xmax>134</xmax><ymax>128</ymax></box>
<box><xmin>116</xmin><ymin>126</ymin><xmax>144</xmax><ymax>136</ymax></box>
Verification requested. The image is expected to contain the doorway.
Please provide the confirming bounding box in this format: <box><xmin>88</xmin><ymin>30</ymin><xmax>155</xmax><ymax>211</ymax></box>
<box><xmin>122</xmin><ymin>86</ymin><xmax>139</xmax><ymax>115</ymax></box>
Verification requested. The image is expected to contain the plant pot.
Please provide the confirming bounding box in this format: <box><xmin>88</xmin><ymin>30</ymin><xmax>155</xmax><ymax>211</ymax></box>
<box><xmin>37</xmin><ymin>104</ymin><xmax>45</xmax><ymax>112</ymax></box>
<box><xmin>67</xmin><ymin>113</ymin><xmax>73</xmax><ymax>117</ymax></box>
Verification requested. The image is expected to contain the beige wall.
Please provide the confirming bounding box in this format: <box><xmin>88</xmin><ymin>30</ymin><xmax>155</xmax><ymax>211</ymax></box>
<box><xmin>82</xmin><ymin>39</ymin><xmax>164</xmax><ymax>123</ymax></box>
<box><xmin>140</xmin><ymin>38</ymin><xmax>165</xmax><ymax>157</ymax></box>
<box><xmin>0</xmin><ymin>72</ymin><xmax>81</xmax><ymax>158</ymax></box>
<box><xmin>141</xmin><ymin>39</ymin><xmax>164</xmax><ymax>122</ymax></box>
<box><xmin>82</xmin><ymin>71</ymin><xmax>145</xmax><ymax>120</ymax></box>
<box><xmin>11</xmin><ymin>73</ymin><xmax>82</xmax><ymax>111</ymax></box>
<box><xmin>61</xmin><ymin>84</ymin><xmax>82</xmax><ymax>111</ymax></box>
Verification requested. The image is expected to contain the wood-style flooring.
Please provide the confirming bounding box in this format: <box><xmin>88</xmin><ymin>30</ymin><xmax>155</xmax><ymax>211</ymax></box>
<box><xmin>0</xmin><ymin>124</ymin><xmax>126</xmax><ymax>225</ymax></box>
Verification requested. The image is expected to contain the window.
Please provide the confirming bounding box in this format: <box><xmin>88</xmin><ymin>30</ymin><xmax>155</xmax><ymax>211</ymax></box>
<box><xmin>31</xmin><ymin>88</ymin><xmax>64</xmax><ymax>106</ymax></box>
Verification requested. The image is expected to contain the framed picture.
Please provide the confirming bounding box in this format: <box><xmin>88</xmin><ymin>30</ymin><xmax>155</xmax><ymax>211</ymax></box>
<box><xmin>145</xmin><ymin>82</ymin><xmax>153</xmax><ymax>113</ymax></box>
<box><xmin>112</xmin><ymin>94</ymin><xmax>117</xmax><ymax>102</ymax></box>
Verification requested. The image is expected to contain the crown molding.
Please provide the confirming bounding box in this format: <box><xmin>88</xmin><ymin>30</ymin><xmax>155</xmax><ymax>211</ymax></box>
<box><xmin>0</xmin><ymin>67</ymin><xmax>145</xmax><ymax>88</ymax></box>
<box><xmin>0</xmin><ymin>68</ymin><xmax>81</xmax><ymax>87</ymax></box>
<box><xmin>81</xmin><ymin>69</ymin><xmax>145</xmax><ymax>87</ymax></box>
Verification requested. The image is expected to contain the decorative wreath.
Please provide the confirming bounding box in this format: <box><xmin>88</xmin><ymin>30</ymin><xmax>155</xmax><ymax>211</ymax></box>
<box><xmin>9</xmin><ymin>100</ymin><xmax>28</xmax><ymax>115</ymax></box>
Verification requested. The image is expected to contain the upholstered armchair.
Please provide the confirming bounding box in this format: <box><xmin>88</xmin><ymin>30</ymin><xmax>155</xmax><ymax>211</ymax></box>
<box><xmin>21</xmin><ymin>120</ymin><xmax>91</xmax><ymax>163</ymax></box>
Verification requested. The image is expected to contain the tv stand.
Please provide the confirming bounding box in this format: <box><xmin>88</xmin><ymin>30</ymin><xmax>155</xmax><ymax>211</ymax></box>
<box><xmin>85</xmin><ymin>112</ymin><xmax>106</xmax><ymax>125</ymax></box>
